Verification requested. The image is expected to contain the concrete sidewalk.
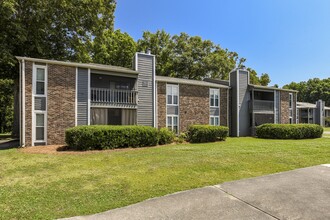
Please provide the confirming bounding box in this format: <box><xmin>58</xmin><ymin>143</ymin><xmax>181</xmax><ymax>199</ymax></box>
<box><xmin>63</xmin><ymin>165</ymin><xmax>330</xmax><ymax>220</ymax></box>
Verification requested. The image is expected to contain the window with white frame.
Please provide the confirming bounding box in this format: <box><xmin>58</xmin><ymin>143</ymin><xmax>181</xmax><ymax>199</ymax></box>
<box><xmin>33</xmin><ymin>65</ymin><xmax>47</xmax><ymax>144</ymax></box>
<box><xmin>210</xmin><ymin>116</ymin><xmax>220</xmax><ymax>126</ymax></box>
<box><xmin>289</xmin><ymin>93</ymin><xmax>293</xmax><ymax>124</ymax></box>
<box><xmin>167</xmin><ymin>115</ymin><xmax>178</xmax><ymax>133</ymax></box>
<box><xmin>167</xmin><ymin>84</ymin><xmax>178</xmax><ymax>105</ymax></box>
<box><xmin>35</xmin><ymin>113</ymin><xmax>46</xmax><ymax>141</ymax></box>
<box><xmin>210</xmin><ymin>88</ymin><xmax>219</xmax><ymax>107</ymax></box>
<box><xmin>166</xmin><ymin>84</ymin><xmax>179</xmax><ymax>133</ymax></box>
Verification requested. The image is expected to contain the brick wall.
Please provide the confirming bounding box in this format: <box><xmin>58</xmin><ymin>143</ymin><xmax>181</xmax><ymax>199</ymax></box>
<box><xmin>157</xmin><ymin>82</ymin><xmax>166</xmax><ymax>129</ymax></box>
<box><xmin>24</xmin><ymin>62</ymin><xmax>76</xmax><ymax>146</ymax></box>
<box><xmin>24</xmin><ymin>61</ymin><xmax>33</xmax><ymax>146</ymax></box>
<box><xmin>156</xmin><ymin>82</ymin><xmax>230</xmax><ymax>132</ymax></box>
<box><xmin>47</xmin><ymin>64</ymin><xmax>76</xmax><ymax>145</ymax></box>
<box><xmin>220</xmin><ymin>88</ymin><xmax>229</xmax><ymax>126</ymax></box>
<box><xmin>280</xmin><ymin>91</ymin><xmax>297</xmax><ymax>124</ymax></box>
<box><xmin>280</xmin><ymin>91</ymin><xmax>290</xmax><ymax>124</ymax></box>
<box><xmin>179</xmin><ymin>84</ymin><xmax>209</xmax><ymax>131</ymax></box>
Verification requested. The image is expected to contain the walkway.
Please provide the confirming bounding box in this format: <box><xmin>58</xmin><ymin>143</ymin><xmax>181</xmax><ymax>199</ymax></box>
<box><xmin>63</xmin><ymin>165</ymin><xmax>330</xmax><ymax>220</ymax></box>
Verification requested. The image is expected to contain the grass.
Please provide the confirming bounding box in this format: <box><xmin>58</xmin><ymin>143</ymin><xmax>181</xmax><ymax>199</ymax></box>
<box><xmin>0</xmin><ymin>133</ymin><xmax>11</xmax><ymax>140</ymax></box>
<box><xmin>323</xmin><ymin>127</ymin><xmax>330</xmax><ymax>137</ymax></box>
<box><xmin>1</xmin><ymin>137</ymin><xmax>330</xmax><ymax>219</ymax></box>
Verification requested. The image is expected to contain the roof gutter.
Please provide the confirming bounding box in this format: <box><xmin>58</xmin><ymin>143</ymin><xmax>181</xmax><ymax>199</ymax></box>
<box><xmin>16</xmin><ymin>56</ymin><xmax>139</xmax><ymax>75</ymax></box>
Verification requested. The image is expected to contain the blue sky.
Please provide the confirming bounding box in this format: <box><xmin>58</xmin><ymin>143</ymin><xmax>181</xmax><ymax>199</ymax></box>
<box><xmin>115</xmin><ymin>0</ymin><xmax>330</xmax><ymax>86</ymax></box>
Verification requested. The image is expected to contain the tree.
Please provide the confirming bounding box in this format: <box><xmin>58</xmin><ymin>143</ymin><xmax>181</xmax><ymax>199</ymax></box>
<box><xmin>259</xmin><ymin>73</ymin><xmax>271</xmax><ymax>86</ymax></box>
<box><xmin>247</xmin><ymin>68</ymin><xmax>271</xmax><ymax>86</ymax></box>
<box><xmin>284</xmin><ymin>78</ymin><xmax>330</xmax><ymax>106</ymax></box>
<box><xmin>0</xmin><ymin>0</ymin><xmax>116</xmax><ymax>136</ymax></box>
<box><xmin>137</xmin><ymin>30</ymin><xmax>175</xmax><ymax>76</ymax></box>
<box><xmin>137</xmin><ymin>30</ymin><xmax>241</xmax><ymax>80</ymax></box>
<box><xmin>93</xmin><ymin>30</ymin><xmax>137</xmax><ymax>68</ymax></box>
<box><xmin>0</xmin><ymin>79</ymin><xmax>14</xmax><ymax>133</ymax></box>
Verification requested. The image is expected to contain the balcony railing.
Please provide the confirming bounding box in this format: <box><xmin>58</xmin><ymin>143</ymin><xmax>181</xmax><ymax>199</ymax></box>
<box><xmin>252</xmin><ymin>100</ymin><xmax>274</xmax><ymax>113</ymax></box>
<box><xmin>91</xmin><ymin>88</ymin><xmax>137</xmax><ymax>105</ymax></box>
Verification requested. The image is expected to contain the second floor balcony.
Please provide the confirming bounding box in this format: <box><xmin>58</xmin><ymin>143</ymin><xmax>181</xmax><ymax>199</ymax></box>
<box><xmin>250</xmin><ymin>100</ymin><xmax>274</xmax><ymax>114</ymax></box>
<box><xmin>91</xmin><ymin>87</ymin><xmax>137</xmax><ymax>108</ymax></box>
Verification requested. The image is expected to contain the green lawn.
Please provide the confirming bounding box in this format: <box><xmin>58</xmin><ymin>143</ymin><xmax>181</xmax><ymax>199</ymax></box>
<box><xmin>1</xmin><ymin>137</ymin><xmax>330</xmax><ymax>219</ymax></box>
<box><xmin>324</xmin><ymin>127</ymin><xmax>330</xmax><ymax>132</ymax></box>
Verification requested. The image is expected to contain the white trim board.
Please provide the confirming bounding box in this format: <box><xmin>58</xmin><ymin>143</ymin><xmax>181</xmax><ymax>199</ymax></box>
<box><xmin>32</xmin><ymin>63</ymin><xmax>48</xmax><ymax>145</ymax></box>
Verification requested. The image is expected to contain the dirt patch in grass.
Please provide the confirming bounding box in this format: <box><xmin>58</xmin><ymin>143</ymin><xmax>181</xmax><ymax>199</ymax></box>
<box><xmin>18</xmin><ymin>143</ymin><xmax>176</xmax><ymax>155</ymax></box>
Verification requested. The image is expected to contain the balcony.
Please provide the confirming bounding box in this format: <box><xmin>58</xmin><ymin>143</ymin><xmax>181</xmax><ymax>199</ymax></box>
<box><xmin>251</xmin><ymin>100</ymin><xmax>274</xmax><ymax>114</ymax></box>
<box><xmin>91</xmin><ymin>88</ymin><xmax>137</xmax><ymax>108</ymax></box>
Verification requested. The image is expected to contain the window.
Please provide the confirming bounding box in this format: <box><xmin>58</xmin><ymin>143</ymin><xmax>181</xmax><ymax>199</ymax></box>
<box><xmin>166</xmin><ymin>84</ymin><xmax>179</xmax><ymax>133</ymax></box>
<box><xmin>210</xmin><ymin>116</ymin><xmax>220</xmax><ymax>126</ymax></box>
<box><xmin>289</xmin><ymin>93</ymin><xmax>293</xmax><ymax>124</ymax></box>
<box><xmin>167</xmin><ymin>116</ymin><xmax>178</xmax><ymax>133</ymax></box>
<box><xmin>167</xmin><ymin>84</ymin><xmax>178</xmax><ymax>105</ymax></box>
<box><xmin>36</xmin><ymin>68</ymin><xmax>45</xmax><ymax>95</ymax></box>
<box><xmin>33</xmin><ymin>65</ymin><xmax>47</xmax><ymax>144</ymax></box>
<box><xmin>35</xmin><ymin>114</ymin><xmax>45</xmax><ymax>141</ymax></box>
<box><xmin>289</xmin><ymin>93</ymin><xmax>293</xmax><ymax>109</ymax></box>
<box><xmin>210</xmin><ymin>88</ymin><xmax>219</xmax><ymax>107</ymax></box>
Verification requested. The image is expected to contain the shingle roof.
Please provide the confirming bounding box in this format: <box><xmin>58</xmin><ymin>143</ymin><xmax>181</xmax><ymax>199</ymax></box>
<box><xmin>156</xmin><ymin>76</ymin><xmax>230</xmax><ymax>89</ymax></box>
<box><xmin>249</xmin><ymin>84</ymin><xmax>298</xmax><ymax>93</ymax></box>
<box><xmin>297</xmin><ymin>102</ymin><xmax>317</xmax><ymax>108</ymax></box>
<box><xmin>16</xmin><ymin>57</ymin><xmax>139</xmax><ymax>75</ymax></box>
<box><xmin>297</xmin><ymin>101</ymin><xmax>330</xmax><ymax>110</ymax></box>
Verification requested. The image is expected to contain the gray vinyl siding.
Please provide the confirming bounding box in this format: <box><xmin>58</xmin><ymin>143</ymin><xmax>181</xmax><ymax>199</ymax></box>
<box><xmin>238</xmin><ymin>70</ymin><xmax>250</xmax><ymax>136</ymax></box>
<box><xmin>136</xmin><ymin>54</ymin><xmax>155</xmax><ymax>126</ymax></box>
<box><xmin>77</xmin><ymin>68</ymin><xmax>89</xmax><ymax>125</ymax></box>
<box><xmin>230</xmin><ymin>70</ymin><xmax>238</xmax><ymax>136</ymax></box>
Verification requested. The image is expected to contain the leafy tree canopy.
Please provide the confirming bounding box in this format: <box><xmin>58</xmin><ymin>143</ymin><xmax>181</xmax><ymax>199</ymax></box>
<box><xmin>137</xmin><ymin>30</ymin><xmax>242</xmax><ymax>80</ymax></box>
<box><xmin>283</xmin><ymin>78</ymin><xmax>330</xmax><ymax>106</ymax></box>
<box><xmin>93</xmin><ymin>29</ymin><xmax>137</xmax><ymax>68</ymax></box>
<box><xmin>137</xmin><ymin>30</ymin><xmax>270</xmax><ymax>84</ymax></box>
<box><xmin>0</xmin><ymin>0</ymin><xmax>116</xmax><ymax>79</ymax></box>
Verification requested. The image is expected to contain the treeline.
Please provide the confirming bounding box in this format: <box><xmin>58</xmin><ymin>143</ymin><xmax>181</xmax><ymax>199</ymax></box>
<box><xmin>0</xmin><ymin>0</ymin><xmax>269</xmax><ymax>134</ymax></box>
<box><xmin>284</xmin><ymin>78</ymin><xmax>330</xmax><ymax>106</ymax></box>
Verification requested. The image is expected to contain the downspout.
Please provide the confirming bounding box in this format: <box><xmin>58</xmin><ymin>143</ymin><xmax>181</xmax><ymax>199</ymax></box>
<box><xmin>227</xmin><ymin>88</ymin><xmax>229</xmax><ymax>128</ymax></box>
<box><xmin>19</xmin><ymin>60</ymin><xmax>22</xmax><ymax>146</ymax></box>
<box><xmin>237</xmin><ymin>70</ymin><xmax>239</xmax><ymax>137</ymax></box>
<box><xmin>152</xmin><ymin>55</ymin><xmax>156</xmax><ymax>128</ymax></box>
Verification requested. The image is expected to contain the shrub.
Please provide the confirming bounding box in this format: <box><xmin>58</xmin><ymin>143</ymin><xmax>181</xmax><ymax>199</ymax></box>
<box><xmin>325</xmin><ymin>117</ymin><xmax>330</xmax><ymax>127</ymax></box>
<box><xmin>187</xmin><ymin>125</ymin><xmax>229</xmax><ymax>143</ymax></box>
<box><xmin>158</xmin><ymin>128</ymin><xmax>175</xmax><ymax>145</ymax></box>
<box><xmin>256</xmin><ymin>124</ymin><xmax>323</xmax><ymax>139</ymax></box>
<box><xmin>65</xmin><ymin>125</ymin><xmax>159</xmax><ymax>150</ymax></box>
<box><xmin>175</xmin><ymin>132</ymin><xmax>188</xmax><ymax>143</ymax></box>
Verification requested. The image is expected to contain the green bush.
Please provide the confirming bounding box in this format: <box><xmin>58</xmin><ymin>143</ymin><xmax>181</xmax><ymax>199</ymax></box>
<box><xmin>158</xmin><ymin>128</ymin><xmax>175</xmax><ymax>145</ymax></box>
<box><xmin>256</xmin><ymin>124</ymin><xmax>323</xmax><ymax>139</ymax></box>
<box><xmin>175</xmin><ymin>132</ymin><xmax>188</xmax><ymax>143</ymax></box>
<box><xmin>187</xmin><ymin>125</ymin><xmax>229</xmax><ymax>143</ymax></box>
<box><xmin>325</xmin><ymin>117</ymin><xmax>330</xmax><ymax>127</ymax></box>
<box><xmin>65</xmin><ymin>125</ymin><xmax>159</xmax><ymax>150</ymax></box>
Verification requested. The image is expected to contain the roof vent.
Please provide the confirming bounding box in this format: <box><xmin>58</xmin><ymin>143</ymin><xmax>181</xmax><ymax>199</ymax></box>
<box><xmin>146</xmin><ymin>49</ymin><xmax>151</xmax><ymax>55</ymax></box>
